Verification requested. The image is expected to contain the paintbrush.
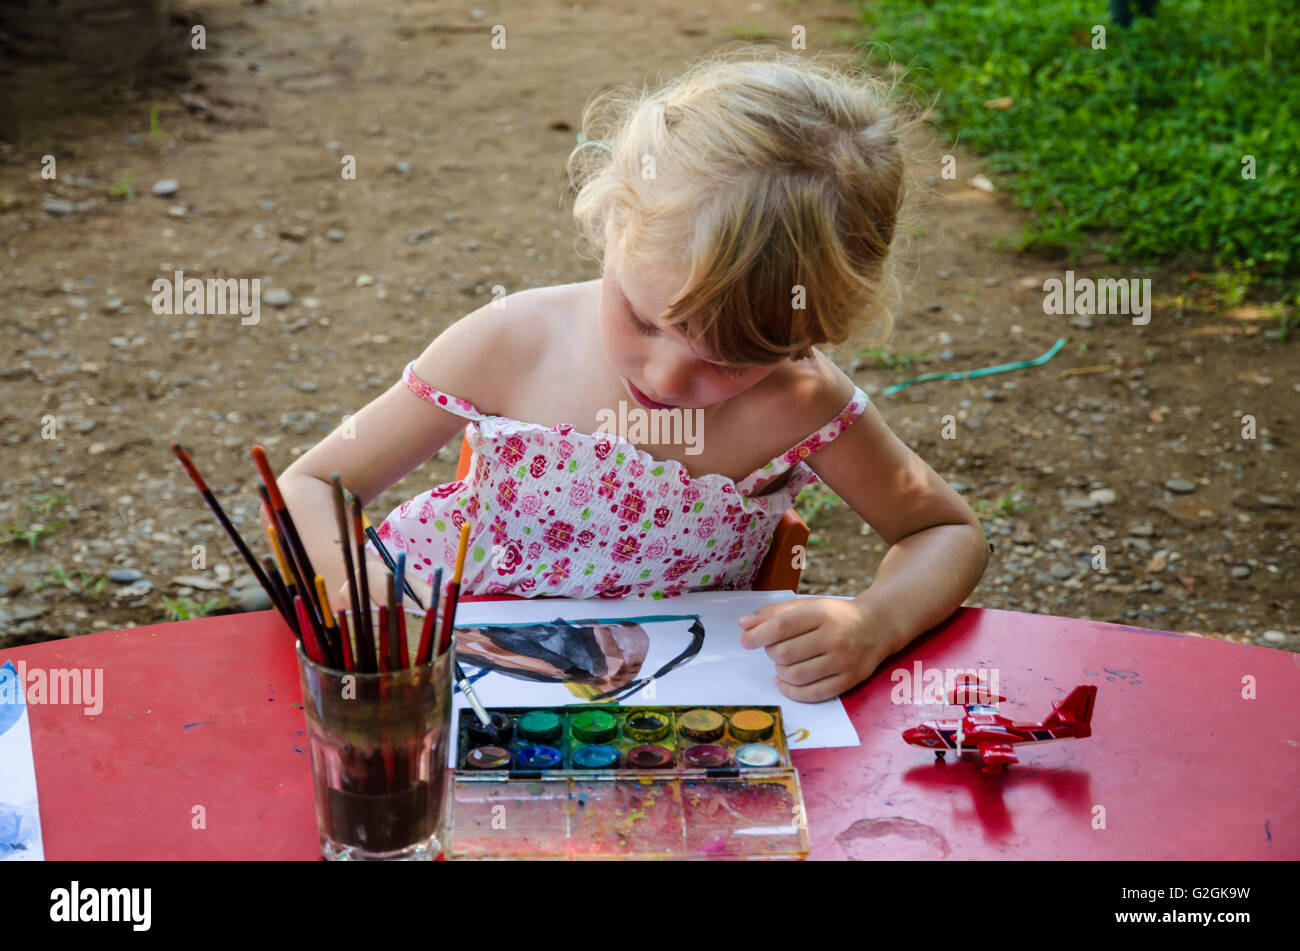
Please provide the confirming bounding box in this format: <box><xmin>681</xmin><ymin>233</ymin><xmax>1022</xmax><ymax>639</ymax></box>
<box><xmin>251</xmin><ymin>446</ymin><xmax>337</xmax><ymax>665</ymax></box>
<box><xmin>314</xmin><ymin>575</ymin><xmax>350</xmax><ymax>672</ymax></box>
<box><xmin>341</xmin><ymin>487</ymin><xmax>424</xmax><ymax>607</ymax></box>
<box><xmin>295</xmin><ymin>595</ymin><xmax>327</xmax><ymax>664</ymax></box>
<box><xmin>261</xmin><ymin>484</ymin><xmax>334</xmax><ymax>667</ymax></box>
<box><xmin>329</xmin><ymin>474</ymin><xmax>366</xmax><ymax>668</ymax></box>
<box><xmin>377</xmin><ymin>604</ymin><xmax>390</xmax><ymax>674</ymax></box>
<box><xmin>437</xmin><ymin>522</ymin><xmax>471</xmax><ymax>658</ymax></box>
<box><xmin>336</xmin><ymin>609</ymin><xmax>355</xmax><ymax>674</ymax></box>
<box><xmin>170</xmin><ymin>442</ymin><xmax>291</xmax><ymax>631</ymax></box>
<box><xmin>395</xmin><ymin>552</ymin><xmax>410</xmax><ymax>669</ymax></box>
<box><xmin>348</xmin><ymin>494</ymin><xmax>377</xmax><ymax>672</ymax></box>
<box><xmin>415</xmin><ymin>566</ymin><xmax>442</xmax><ymax>666</ymax></box>
<box><xmin>261</xmin><ymin>555</ymin><xmax>297</xmax><ymax>636</ymax></box>
<box><xmin>385</xmin><ymin>572</ymin><xmax>401</xmax><ymax>671</ymax></box>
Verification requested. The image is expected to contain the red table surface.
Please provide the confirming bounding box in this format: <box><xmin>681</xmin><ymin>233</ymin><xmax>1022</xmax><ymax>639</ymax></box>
<box><xmin>3</xmin><ymin>599</ymin><xmax>1295</xmax><ymax>860</ymax></box>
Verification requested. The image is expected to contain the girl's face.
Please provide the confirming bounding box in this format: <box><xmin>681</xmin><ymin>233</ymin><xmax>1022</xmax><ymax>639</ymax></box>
<box><xmin>599</xmin><ymin>234</ymin><xmax>782</xmax><ymax>411</ymax></box>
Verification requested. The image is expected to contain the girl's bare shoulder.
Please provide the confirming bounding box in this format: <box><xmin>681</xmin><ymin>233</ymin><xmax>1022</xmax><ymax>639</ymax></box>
<box><xmin>748</xmin><ymin>347</ymin><xmax>860</xmax><ymax>436</ymax></box>
<box><xmin>410</xmin><ymin>285</ymin><xmax>564</xmax><ymax>416</ymax></box>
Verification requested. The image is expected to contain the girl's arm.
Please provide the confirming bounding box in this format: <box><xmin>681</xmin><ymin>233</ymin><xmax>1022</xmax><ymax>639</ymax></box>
<box><xmin>739</xmin><ymin>385</ymin><xmax>990</xmax><ymax>700</ymax></box>
<box><xmin>265</xmin><ymin>296</ymin><xmax>526</xmax><ymax>611</ymax></box>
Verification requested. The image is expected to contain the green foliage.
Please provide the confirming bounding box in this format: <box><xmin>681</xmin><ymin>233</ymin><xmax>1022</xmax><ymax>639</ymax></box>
<box><xmin>108</xmin><ymin>174</ymin><xmax>134</xmax><ymax>199</ymax></box>
<box><xmin>31</xmin><ymin>563</ymin><xmax>107</xmax><ymax>598</ymax></box>
<box><xmin>862</xmin><ymin>0</ymin><xmax>1300</xmax><ymax>274</ymax></box>
<box><xmin>971</xmin><ymin>484</ymin><xmax>1031</xmax><ymax>520</ymax></box>
<box><xmin>161</xmin><ymin>594</ymin><xmax>233</xmax><ymax>621</ymax></box>
<box><xmin>858</xmin><ymin>347</ymin><xmax>929</xmax><ymax>372</ymax></box>
<box><xmin>2</xmin><ymin>493</ymin><xmax>69</xmax><ymax>550</ymax></box>
<box><xmin>794</xmin><ymin>483</ymin><xmax>844</xmax><ymax>527</ymax></box>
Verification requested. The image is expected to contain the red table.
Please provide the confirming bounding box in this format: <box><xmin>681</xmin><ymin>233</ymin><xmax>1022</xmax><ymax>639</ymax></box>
<box><xmin>5</xmin><ymin>600</ymin><xmax>1296</xmax><ymax>859</ymax></box>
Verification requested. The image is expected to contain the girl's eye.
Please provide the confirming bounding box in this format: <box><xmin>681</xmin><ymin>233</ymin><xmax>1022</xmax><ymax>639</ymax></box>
<box><xmin>631</xmin><ymin>312</ymin><xmax>659</xmax><ymax>337</ymax></box>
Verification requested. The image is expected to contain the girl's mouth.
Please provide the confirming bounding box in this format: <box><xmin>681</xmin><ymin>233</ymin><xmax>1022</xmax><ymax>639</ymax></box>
<box><xmin>625</xmin><ymin>378</ymin><xmax>677</xmax><ymax>410</ymax></box>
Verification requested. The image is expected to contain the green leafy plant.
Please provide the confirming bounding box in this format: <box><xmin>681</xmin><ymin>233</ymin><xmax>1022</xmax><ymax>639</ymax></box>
<box><xmin>971</xmin><ymin>484</ymin><xmax>1030</xmax><ymax>520</ymax></box>
<box><xmin>858</xmin><ymin>347</ymin><xmax>929</xmax><ymax>372</ymax></box>
<box><xmin>108</xmin><ymin>174</ymin><xmax>134</xmax><ymax>199</ymax></box>
<box><xmin>161</xmin><ymin>594</ymin><xmax>233</xmax><ymax>621</ymax></box>
<box><xmin>863</xmin><ymin>0</ymin><xmax>1300</xmax><ymax>275</ymax></box>
<box><xmin>149</xmin><ymin>102</ymin><xmax>169</xmax><ymax>138</ymax></box>
<box><xmin>795</xmin><ymin>483</ymin><xmax>844</xmax><ymax>527</ymax></box>
<box><xmin>2</xmin><ymin>492</ymin><xmax>69</xmax><ymax>550</ymax></box>
<box><xmin>31</xmin><ymin>563</ymin><xmax>107</xmax><ymax>597</ymax></box>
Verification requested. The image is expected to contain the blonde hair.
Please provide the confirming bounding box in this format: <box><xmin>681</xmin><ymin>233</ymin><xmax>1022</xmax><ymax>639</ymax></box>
<box><xmin>566</xmin><ymin>46</ymin><xmax>920</xmax><ymax>366</ymax></box>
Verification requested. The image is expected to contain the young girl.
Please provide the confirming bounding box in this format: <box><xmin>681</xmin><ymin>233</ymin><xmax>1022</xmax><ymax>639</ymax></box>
<box><xmin>277</xmin><ymin>50</ymin><xmax>989</xmax><ymax>702</ymax></box>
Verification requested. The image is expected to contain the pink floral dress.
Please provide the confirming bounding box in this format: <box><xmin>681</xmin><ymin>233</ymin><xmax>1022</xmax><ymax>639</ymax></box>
<box><xmin>373</xmin><ymin>361</ymin><xmax>869</xmax><ymax>601</ymax></box>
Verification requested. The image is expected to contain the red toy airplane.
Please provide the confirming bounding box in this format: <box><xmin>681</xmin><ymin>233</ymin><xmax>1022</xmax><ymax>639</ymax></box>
<box><xmin>902</xmin><ymin>675</ymin><xmax>1097</xmax><ymax>773</ymax></box>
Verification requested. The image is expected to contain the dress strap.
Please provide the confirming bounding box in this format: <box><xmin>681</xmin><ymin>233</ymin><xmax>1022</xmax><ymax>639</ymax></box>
<box><xmin>401</xmin><ymin>361</ymin><xmax>489</xmax><ymax>422</ymax></box>
<box><xmin>735</xmin><ymin>387</ymin><xmax>870</xmax><ymax>496</ymax></box>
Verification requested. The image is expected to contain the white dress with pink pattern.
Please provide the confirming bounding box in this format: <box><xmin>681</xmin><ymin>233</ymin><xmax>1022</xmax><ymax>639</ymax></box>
<box><xmin>373</xmin><ymin>361</ymin><xmax>869</xmax><ymax>601</ymax></box>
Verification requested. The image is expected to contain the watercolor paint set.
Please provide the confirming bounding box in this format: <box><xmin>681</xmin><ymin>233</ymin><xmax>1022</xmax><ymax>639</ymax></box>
<box><xmin>446</xmin><ymin>704</ymin><xmax>809</xmax><ymax>859</ymax></box>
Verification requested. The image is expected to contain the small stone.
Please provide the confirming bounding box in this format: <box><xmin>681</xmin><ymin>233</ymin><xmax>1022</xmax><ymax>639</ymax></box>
<box><xmin>75</xmin><ymin>420</ymin><xmax>97</xmax><ymax>433</ymax></box>
<box><xmin>1165</xmin><ymin>478</ymin><xmax>1197</xmax><ymax>494</ymax></box>
<box><xmin>939</xmin><ymin>349</ymin><xmax>954</xmax><ymax>361</ymax></box>
<box><xmin>113</xmin><ymin>579</ymin><xmax>153</xmax><ymax>599</ymax></box>
<box><xmin>263</xmin><ymin>288</ymin><xmax>293</xmax><ymax>308</ymax></box>
<box><xmin>326</xmin><ymin>228</ymin><xmax>345</xmax><ymax>242</ymax></box>
<box><xmin>1231</xmin><ymin>565</ymin><xmax>1251</xmax><ymax>579</ymax></box>
<box><xmin>326</xmin><ymin>140</ymin><xmax>342</xmax><ymax>152</ymax></box>
<box><xmin>1069</xmin><ymin>316</ymin><xmax>1094</xmax><ymax>330</ymax></box>
<box><xmin>937</xmin><ymin>270</ymin><xmax>952</xmax><ymax>280</ymax></box>
<box><xmin>67</xmin><ymin>296</ymin><xmax>89</xmax><ymax>311</ymax></box>
<box><xmin>394</xmin><ymin>161</ymin><xmax>412</xmax><ymax>175</ymax></box>
<box><xmin>1089</xmin><ymin>488</ymin><xmax>1117</xmax><ymax>505</ymax></box>
<box><xmin>983</xmin><ymin>277</ymin><xmax>999</xmax><ymax>287</ymax></box>
<box><xmin>1130</xmin><ymin>522</ymin><xmax>1155</xmax><ymax>537</ymax></box>
<box><xmin>258</xmin><ymin>200</ymin><xmax>277</xmax><ymax>212</ymax></box>
<box><xmin>44</xmin><ymin>199</ymin><xmax>76</xmax><ymax>216</ymax></box>
<box><xmin>355</xmin><ymin>274</ymin><xmax>375</xmax><ymax>287</ymax></box>
<box><xmin>152</xmin><ymin>179</ymin><xmax>179</xmax><ymax>197</ymax></box>
<box><xmin>167</xmin><ymin>205</ymin><xmax>187</xmax><ymax>218</ymax></box>
<box><xmin>237</xmin><ymin>586</ymin><xmax>272</xmax><ymax>612</ymax></box>
<box><xmin>103</xmin><ymin>297</ymin><xmax>123</xmax><ymax>312</ymax></box>
<box><xmin>171</xmin><ymin>575</ymin><xmax>222</xmax><ymax>591</ymax></box>
<box><xmin>926</xmin><ymin>303</ymin><xmax>942</xmax><ymax>312</ymax></box>
<box><xmin>1050</xmin><ymin>562</ymin><xmax>1072</xmax><ymax>580</ymax></box>
<box><xmin>1262</xmin><ymin>631</ymin><xmax>1287</xmax><ymax>644</ymax></box>
<box><xmin>108</xmin><ymin>568</ymin><xmax>143</xmax><ymax>584</ymax></box>
<box><xmin>12</xmin><ymin>605</ymin><xmax>48</xmax><ymax>622</ymax></box>
<box><xmin>297</xmin><ymin>380</ymin><xmax>319</xmax><ymax>393</ymax></box>
<box><xmin>1257</xmin><ymin>495</ymin><xmax>1288</xmax><ymax>508</ymax></box>
<box><xmin>88</xmin><ymin>442</ymin><xmax>107</xmax><ymax>455</ymax></box>
<box><xmin>1062</xmin><ymin>496</ymin><xmax>1099</xmax><ymax>512</ymax></box>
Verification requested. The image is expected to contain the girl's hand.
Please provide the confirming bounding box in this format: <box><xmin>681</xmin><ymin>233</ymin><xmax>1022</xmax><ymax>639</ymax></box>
<box><xmin>334</xmin><ymin>556</ymin><xmax>435</xmax><ymax>619</ymax></box>
<box><xmin>738</xmin><ymin>597</ymin><xmax>896</xmax><ymax>702</ymax></box>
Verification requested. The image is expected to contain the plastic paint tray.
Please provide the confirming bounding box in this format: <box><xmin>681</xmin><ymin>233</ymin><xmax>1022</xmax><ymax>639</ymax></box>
<box><xmin>446</xmin><ymin>704</ymin><xmax>809</xmax><ymax>860</ymax></box>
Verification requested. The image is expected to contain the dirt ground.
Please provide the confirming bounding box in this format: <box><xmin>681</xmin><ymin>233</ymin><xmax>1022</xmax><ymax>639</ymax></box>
<box><xmin>1</xmin><ymin>0</ymin><xmax>1295</xmax><ymax>652</ymax></box>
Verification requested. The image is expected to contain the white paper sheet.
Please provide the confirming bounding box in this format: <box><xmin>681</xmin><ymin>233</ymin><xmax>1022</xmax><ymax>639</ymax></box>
<box><xmin>446</xmin><ymin>590</ymin><xmax>860</xmax><ymax>765</ymax></box>
<box><xmin>0</xmin><ymin>660</ymin><xmax>45</xmax><ymax>860</ymax></box>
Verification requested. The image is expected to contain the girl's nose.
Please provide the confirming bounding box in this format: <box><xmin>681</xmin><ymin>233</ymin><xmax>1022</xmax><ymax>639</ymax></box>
<box><xmin>642</xmin><ymin>353</ymin><xmax>693</xmax><ymax>401</ymax></box>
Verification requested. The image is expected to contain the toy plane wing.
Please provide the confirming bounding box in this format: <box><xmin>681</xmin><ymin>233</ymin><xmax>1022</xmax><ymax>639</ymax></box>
<box><xmin>978</xmin><ymin>742</ymin><xmax>1018</xmax><ymax>772</ymax></box>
